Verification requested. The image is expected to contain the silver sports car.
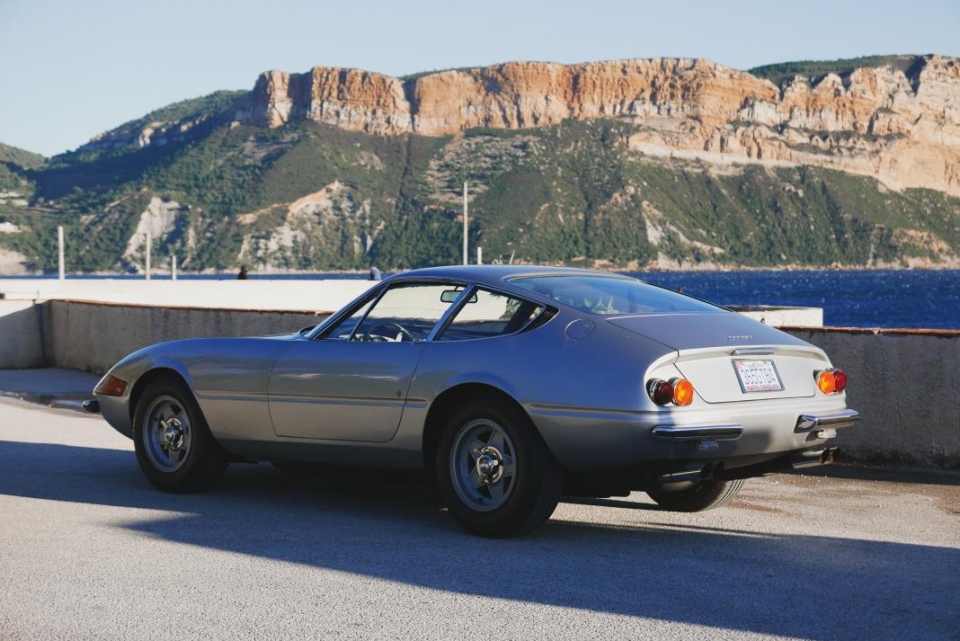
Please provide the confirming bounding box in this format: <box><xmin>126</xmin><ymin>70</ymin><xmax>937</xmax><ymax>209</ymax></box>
<box><xmin>88</xmin><ymin>265</ymin><xmax>859</xmax><ymax>537</ymax></box>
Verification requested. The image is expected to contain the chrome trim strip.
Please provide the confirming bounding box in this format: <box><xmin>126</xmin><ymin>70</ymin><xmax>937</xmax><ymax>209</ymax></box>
<box><xmin>795</xmin><ymin>409</ymin><xmax>860</xmax><ymax>433</ymax></box>
<box><xmin>732</xmin><ymin>348</ymin><xmax>775</xmax><ymax>355</ymax></box>
<box><xmin>651</xmin><ymin>424</ymin><xmax>743</xmax><ymax>440</ymax></box>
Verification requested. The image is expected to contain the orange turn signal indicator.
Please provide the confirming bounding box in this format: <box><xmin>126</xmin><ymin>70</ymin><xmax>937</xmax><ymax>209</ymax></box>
<box><xmin>816</xmin><ymin>370</ymin><xmax>836</xmax><ymax>395</ymax></box>
<box><xmin>672</xmin><ymin>378</ymin><xmax>695</xmax><ymax>406</ymax></box>
<box><xmin>96</xmin><ymin>375</ymin><xmax>127</xmax><ymax>397</ymax></box>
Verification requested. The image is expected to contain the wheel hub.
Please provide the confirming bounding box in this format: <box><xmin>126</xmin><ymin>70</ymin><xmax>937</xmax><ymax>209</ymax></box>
<box><xmin>449</xmin><ymin>418</ymin><xmax>517</xmax><ymax>513</ymax></box>
<box><xmin>475</xmin><ymin>446</ymin><xmax>504</xmax><ymax>484</ymax></box>
<box><xmin>159</xmin><ymin>418</ymin><xmax>184</xmax><ymax>451</ymax></box>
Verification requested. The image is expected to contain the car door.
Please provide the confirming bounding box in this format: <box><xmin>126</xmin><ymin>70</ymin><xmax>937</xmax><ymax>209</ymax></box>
<box><xmin>267</xmin><ymin>282</ymin><xmax>459</xmax><ymax>442</ymax></box>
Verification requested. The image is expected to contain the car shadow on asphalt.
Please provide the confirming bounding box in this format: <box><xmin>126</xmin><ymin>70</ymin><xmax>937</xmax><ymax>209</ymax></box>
<box><xmin>2</xmin><ymin>439</ymin><xmax>958</xmax><ymax>641</ymax></box>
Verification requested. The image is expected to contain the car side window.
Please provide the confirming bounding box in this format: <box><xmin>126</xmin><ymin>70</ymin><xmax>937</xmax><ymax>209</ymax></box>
<box><xmin>328</xmin><ymin>283</ymin><xmax>458</xmax><ymax>342</ymax></box>
<box><xmin>324</xmin><ymin>298</ymin><xmax>376</xmax><ymax>340</ymax></box>
<box><xmin>436</xmin><ymin>288</ymin><xmax>543</xmax><ymax>342</ymax></box>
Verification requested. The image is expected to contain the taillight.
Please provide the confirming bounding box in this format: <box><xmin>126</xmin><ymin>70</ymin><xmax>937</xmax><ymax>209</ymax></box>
<box><xmin>647</xmin><ymin>378</ymin><xmax>695</xmax><ymax>406</ymax></box>
<box><xmin>833</xmin><ymin>369</ymin><xmax>847</xmax><ymax>392</ymax></box>
<box><xmin>648</xmin><ymin>379</ymin><xmax>674</xmax><ymax>405</ymax></box>
<box><xmin>815</xmin><ymin>369</ymin><xmax>847</xmax><ymax>394</ymax></box>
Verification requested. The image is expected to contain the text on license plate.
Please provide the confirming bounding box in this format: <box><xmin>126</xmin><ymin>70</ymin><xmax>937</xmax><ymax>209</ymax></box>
<box><xmin>733</xmin><ymin>359</ymin><xmax>783</xmax><ymax>393</ymax></box>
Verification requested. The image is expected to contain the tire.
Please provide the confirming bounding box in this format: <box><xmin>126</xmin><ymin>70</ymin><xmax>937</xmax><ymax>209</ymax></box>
<box><xmin>646</xmin><ymin>478</ymin><xmax>745</xmax><ymax>512</ymax></box>
<box><xmin>132</xmin><ymin>376</ymin><xmax>228</xmax><ymax>493</ymax></box>
<box><xmin>436</xmin><ymin>396</ymin><xmax>563</xmax><ymax>538</ymax></box>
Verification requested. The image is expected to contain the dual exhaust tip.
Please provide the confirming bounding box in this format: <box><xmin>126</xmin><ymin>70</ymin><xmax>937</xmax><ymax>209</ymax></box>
<box><xmin>656</xmin><ymin>446</ymin><xmax>838</xmax><ymax>485</ymax></box>
<box><xmin>657</xmin><ymin>462</ymin><xmax>723</xmax><ymax>485</ymax></box>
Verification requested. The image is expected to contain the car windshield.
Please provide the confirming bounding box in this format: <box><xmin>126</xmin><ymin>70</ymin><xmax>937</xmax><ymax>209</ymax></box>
<box><xmin>510</xmin><ymin>275</ymin><xmax>721</xmax><ymax>316</ymax></box>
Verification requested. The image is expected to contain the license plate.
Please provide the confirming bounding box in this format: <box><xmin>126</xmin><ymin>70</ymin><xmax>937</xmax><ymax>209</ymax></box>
<box><xmin>733</xmin><ymin>359</ymin><xmax>783</xmax><ymax>393</ymax></box>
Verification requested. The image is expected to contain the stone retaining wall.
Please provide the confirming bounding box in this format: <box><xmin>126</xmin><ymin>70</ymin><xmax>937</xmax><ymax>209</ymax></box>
<box><xmin>43</xmin><ymin>300</ymin><xmax>325</xmax><ymax>373</ymax></box>
<box><xmin>783</xmin><ymin>327</ymin><xmax>960</xmax><ymax>469</ymax></box>
<box><xmin>0</xmin><ymin>300</ymin><xmax>45</xmax><ymax>368</ymax></box>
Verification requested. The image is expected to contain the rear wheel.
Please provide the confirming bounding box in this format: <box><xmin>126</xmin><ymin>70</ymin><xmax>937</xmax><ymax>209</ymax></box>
<box><xmin>646</xmin><ymin>478</ymin><xmax>745</xmax><ymax>512</ymax></box>
<box><xmin>133</xmin><ymin>376</ymin><xmax>228</xmax><ymax>493</ymax></box>
<box><xmin>436</xmin><ymin>397</ymin><xmax>563</xmax><ymax>538</ymax></box>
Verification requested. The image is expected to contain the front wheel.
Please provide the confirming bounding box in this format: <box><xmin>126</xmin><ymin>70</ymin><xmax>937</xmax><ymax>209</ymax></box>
<box><xmin>436</xmin><ymin>397</ymin><xmax>563</xmax><ymax>538</ymax></box>
<box><xmin>646</xmin><ymin>478</ymin><xmax>745</xmax><ymax>512</ymax></box>
<box><xmin>133</xmin><ymin>376</ymin><xmax>228</xmax><ymax>493</ymax></box>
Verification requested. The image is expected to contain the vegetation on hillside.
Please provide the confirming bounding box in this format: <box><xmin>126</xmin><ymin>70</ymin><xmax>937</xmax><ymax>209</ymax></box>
<box><xmin>0</xmin><ymin>143</ymin><xmax>46</xmax><ymax>169</ymax></box>
<box><xmin>749</xmin><ymin>55</ymin><xmax>926</xmax><ymax>87</ymax></box>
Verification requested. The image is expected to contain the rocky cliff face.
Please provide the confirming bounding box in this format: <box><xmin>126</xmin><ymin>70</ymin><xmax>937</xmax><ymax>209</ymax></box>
<box><xmin>236</xmin><ymin>56</ymin><xmax>960</xmax><ymax>197</ymax></box>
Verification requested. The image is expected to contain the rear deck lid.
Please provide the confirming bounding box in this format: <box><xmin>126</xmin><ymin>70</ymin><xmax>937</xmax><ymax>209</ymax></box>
<box><xmin>606</xmin><ymin>312</ymin><xmax>804</xmax><ymax>352</ymax></box>
<box><xmin>607</xmin><ymin>312</ymin><xmax>826</xmax><ymax>402</ymax></box>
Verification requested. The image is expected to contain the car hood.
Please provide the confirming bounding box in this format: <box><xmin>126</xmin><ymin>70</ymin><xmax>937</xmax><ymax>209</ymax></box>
<box><xmin>605</xmin><ymin>312</ymin><xmax>806</xmax><ymax>352</ymax></box>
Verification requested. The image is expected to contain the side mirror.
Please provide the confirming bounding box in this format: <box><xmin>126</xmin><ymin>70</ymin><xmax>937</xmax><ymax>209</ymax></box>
<box><xmin>298</xmin><ymin>325</ymin><xmax>315</xmax><ymax>336</ymax></box>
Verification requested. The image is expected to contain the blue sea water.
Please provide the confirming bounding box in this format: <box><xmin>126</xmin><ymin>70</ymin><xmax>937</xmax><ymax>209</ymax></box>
<box><xmin>628</xmin><ymin>269</ymin><xmax>960</xmax><ymax>331</ymax></box>
<box><xmin>6</xmin><ymin>269</ymin><xmax>960</xmax><ymax>330</ymax></box>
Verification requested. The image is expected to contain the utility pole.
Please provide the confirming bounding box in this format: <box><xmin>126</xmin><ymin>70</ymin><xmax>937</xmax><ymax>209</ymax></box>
<box><xmin>462</xmin><ymin>182</ymin><xmax>468</xmax><ymax>265</ymax></box>
<box><xmin>171</xmin><ymin>254</ymin><xmax>177</xmax><ymax>281</ymax></box>
<box><xmin>57</xmin><ymin>226</ymin><xmax>65</xmax><ymax>281</ymax></box>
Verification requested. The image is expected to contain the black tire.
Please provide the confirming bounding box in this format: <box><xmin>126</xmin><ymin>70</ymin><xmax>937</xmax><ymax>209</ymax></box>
<box><xmin>436</xmin><ymin>396</ymin><xmax>563</xmax><ymax>538</ymax></box>
<box><xmin>132</xmin><ymin>376</ymin><xmax>228</xmax><ymax>493</ymax></box>
<box><xmin>646</xmin><ymin>478</ymin><xmax>745</xmax><ymax>512</ymax></box>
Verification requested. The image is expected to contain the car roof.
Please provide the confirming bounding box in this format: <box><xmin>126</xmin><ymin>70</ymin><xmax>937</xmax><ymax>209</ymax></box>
<box><xmin>386</xmin><ymin>264</ymin><xmax>631</xmax><ymax>287</ymax></box>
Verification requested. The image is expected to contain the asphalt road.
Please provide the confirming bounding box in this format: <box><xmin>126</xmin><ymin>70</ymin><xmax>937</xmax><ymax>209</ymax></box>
<box><xmin>1</xmin><ymin>398</ymin><xmax>958</xmax><ymax>641</ymax></box>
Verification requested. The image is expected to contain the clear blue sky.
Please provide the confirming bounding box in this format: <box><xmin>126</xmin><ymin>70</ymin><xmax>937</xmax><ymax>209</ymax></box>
<box><xmin>1</xmin><ymin>0</ymin><xmax>958</xmax><ymax>157</ymax></box>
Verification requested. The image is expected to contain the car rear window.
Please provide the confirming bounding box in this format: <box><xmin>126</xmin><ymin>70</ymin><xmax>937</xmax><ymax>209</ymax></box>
<box><xmin>510</xmin><ymin>275</ymin><xmax>721</xmax><ymax>315</ymax></box>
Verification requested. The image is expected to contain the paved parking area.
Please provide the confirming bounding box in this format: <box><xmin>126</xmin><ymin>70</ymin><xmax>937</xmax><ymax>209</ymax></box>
<box><xmin>1</xmin><ymin>398</ymin><xmax>958</xmax><ymax>641</ymax></box>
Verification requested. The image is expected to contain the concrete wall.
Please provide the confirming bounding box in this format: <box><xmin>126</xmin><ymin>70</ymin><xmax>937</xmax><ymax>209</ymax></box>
<box><xmin>45</xmin><ymin>300</ymin><xmax>327</xmax><ymax>374</ymax></box>
<box><xmin>0</xmin><ymin>278</ymin><xmax>374</xmax><ymax>312</ymax></box>
<box><xmin>784</xmin><ymin>327</ymin><xmax>960</xmax><ymax>469</ymax></box>
<box><xmin>731</xmin><ymin>305</ymin><xmax>823</xmax><ymax>328</ymax></box>
<box><xmin>0</xmin><ymin>300</ymin><xmax>45</xmax><ymax>368</ymax></box>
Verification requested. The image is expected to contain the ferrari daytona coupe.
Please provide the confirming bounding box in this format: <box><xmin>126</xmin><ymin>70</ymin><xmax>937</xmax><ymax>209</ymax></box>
<box><xmin>89</xmin><ymin>265</ymin><xmax>859</xmax><ymax>537</ymax></box>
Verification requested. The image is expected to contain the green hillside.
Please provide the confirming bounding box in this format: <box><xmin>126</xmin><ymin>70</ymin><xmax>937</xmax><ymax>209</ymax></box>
<box><xmin>0</xmin><ymin>143</ymin><xmax>46</xmax><ymax>169</ymax></box>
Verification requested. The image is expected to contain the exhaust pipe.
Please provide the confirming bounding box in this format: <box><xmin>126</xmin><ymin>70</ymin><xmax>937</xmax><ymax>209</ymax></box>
<box><xmin>790</xmin><ymin>447</ymin><xmax>838</xmax><ymax>470</ymax></box>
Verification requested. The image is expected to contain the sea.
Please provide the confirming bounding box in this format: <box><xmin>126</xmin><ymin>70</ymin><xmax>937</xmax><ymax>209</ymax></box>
<box><xmin>5</xmin><ymin>269</ymin><xmax>959</xmax><ymax>330</ymax></box>
<box><xmin>628</xmin><ymin>269</ymin><xmax>960</xmax><ymax>331</ymax></box>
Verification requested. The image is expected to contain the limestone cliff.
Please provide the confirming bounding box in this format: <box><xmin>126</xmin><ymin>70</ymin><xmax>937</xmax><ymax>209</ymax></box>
<box><xmin>235</xmin><ymin>56</ymin><xmax>960</xmax><ymax>197</ymax></box>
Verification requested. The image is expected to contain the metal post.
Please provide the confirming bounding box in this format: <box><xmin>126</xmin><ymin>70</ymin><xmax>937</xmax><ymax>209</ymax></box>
<box><xmin>171</xmin><ymin>254</ymin><xmax>177</xmax><ymax>281</ymax></box>
<box><xmin>462</xmin><ymin>182</ymin><xmax>468</xmax><ymax>266</ymax></box>
<box><xmin>145</xmin><ymin>230</ymin><xmax>151</xmax><ymax>281</ymax></box>
<box><xmin>477</xmin><ymin>247</ymin><xmax>482</xmax><ymax>265</ymax></box>
<box><xmin>57</xmin><ymin>226</ymin><xmax>65</xmax><ymax>281</ymax></box>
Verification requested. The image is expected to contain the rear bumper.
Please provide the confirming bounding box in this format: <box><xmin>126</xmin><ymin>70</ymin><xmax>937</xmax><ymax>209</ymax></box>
<box><xmin>647</xmin><ymin>409</ymin><xmax>861</xmax><ymax>451</ymax></box>
<box><xmin>531</xmin><ymin>399</ymin><xmax>860</xmax><ymax>472</ymax></box>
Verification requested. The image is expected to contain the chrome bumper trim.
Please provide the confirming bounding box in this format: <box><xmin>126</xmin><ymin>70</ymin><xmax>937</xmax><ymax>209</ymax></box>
<box><xmin>795</xmin><ymin>409</ymin><xmax>860</xmax><ymax>433</ymax></box>
<box><xmin>651</xmin><ymin>424</ymin><xmax>744</xmax><ymax>441</ymax></box>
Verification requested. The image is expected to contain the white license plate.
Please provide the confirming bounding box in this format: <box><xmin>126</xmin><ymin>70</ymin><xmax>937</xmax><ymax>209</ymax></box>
<box><xmin>734</xmin><ymin>359</ymin><xmax>783</xmax><ymax>393</ymax></box>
